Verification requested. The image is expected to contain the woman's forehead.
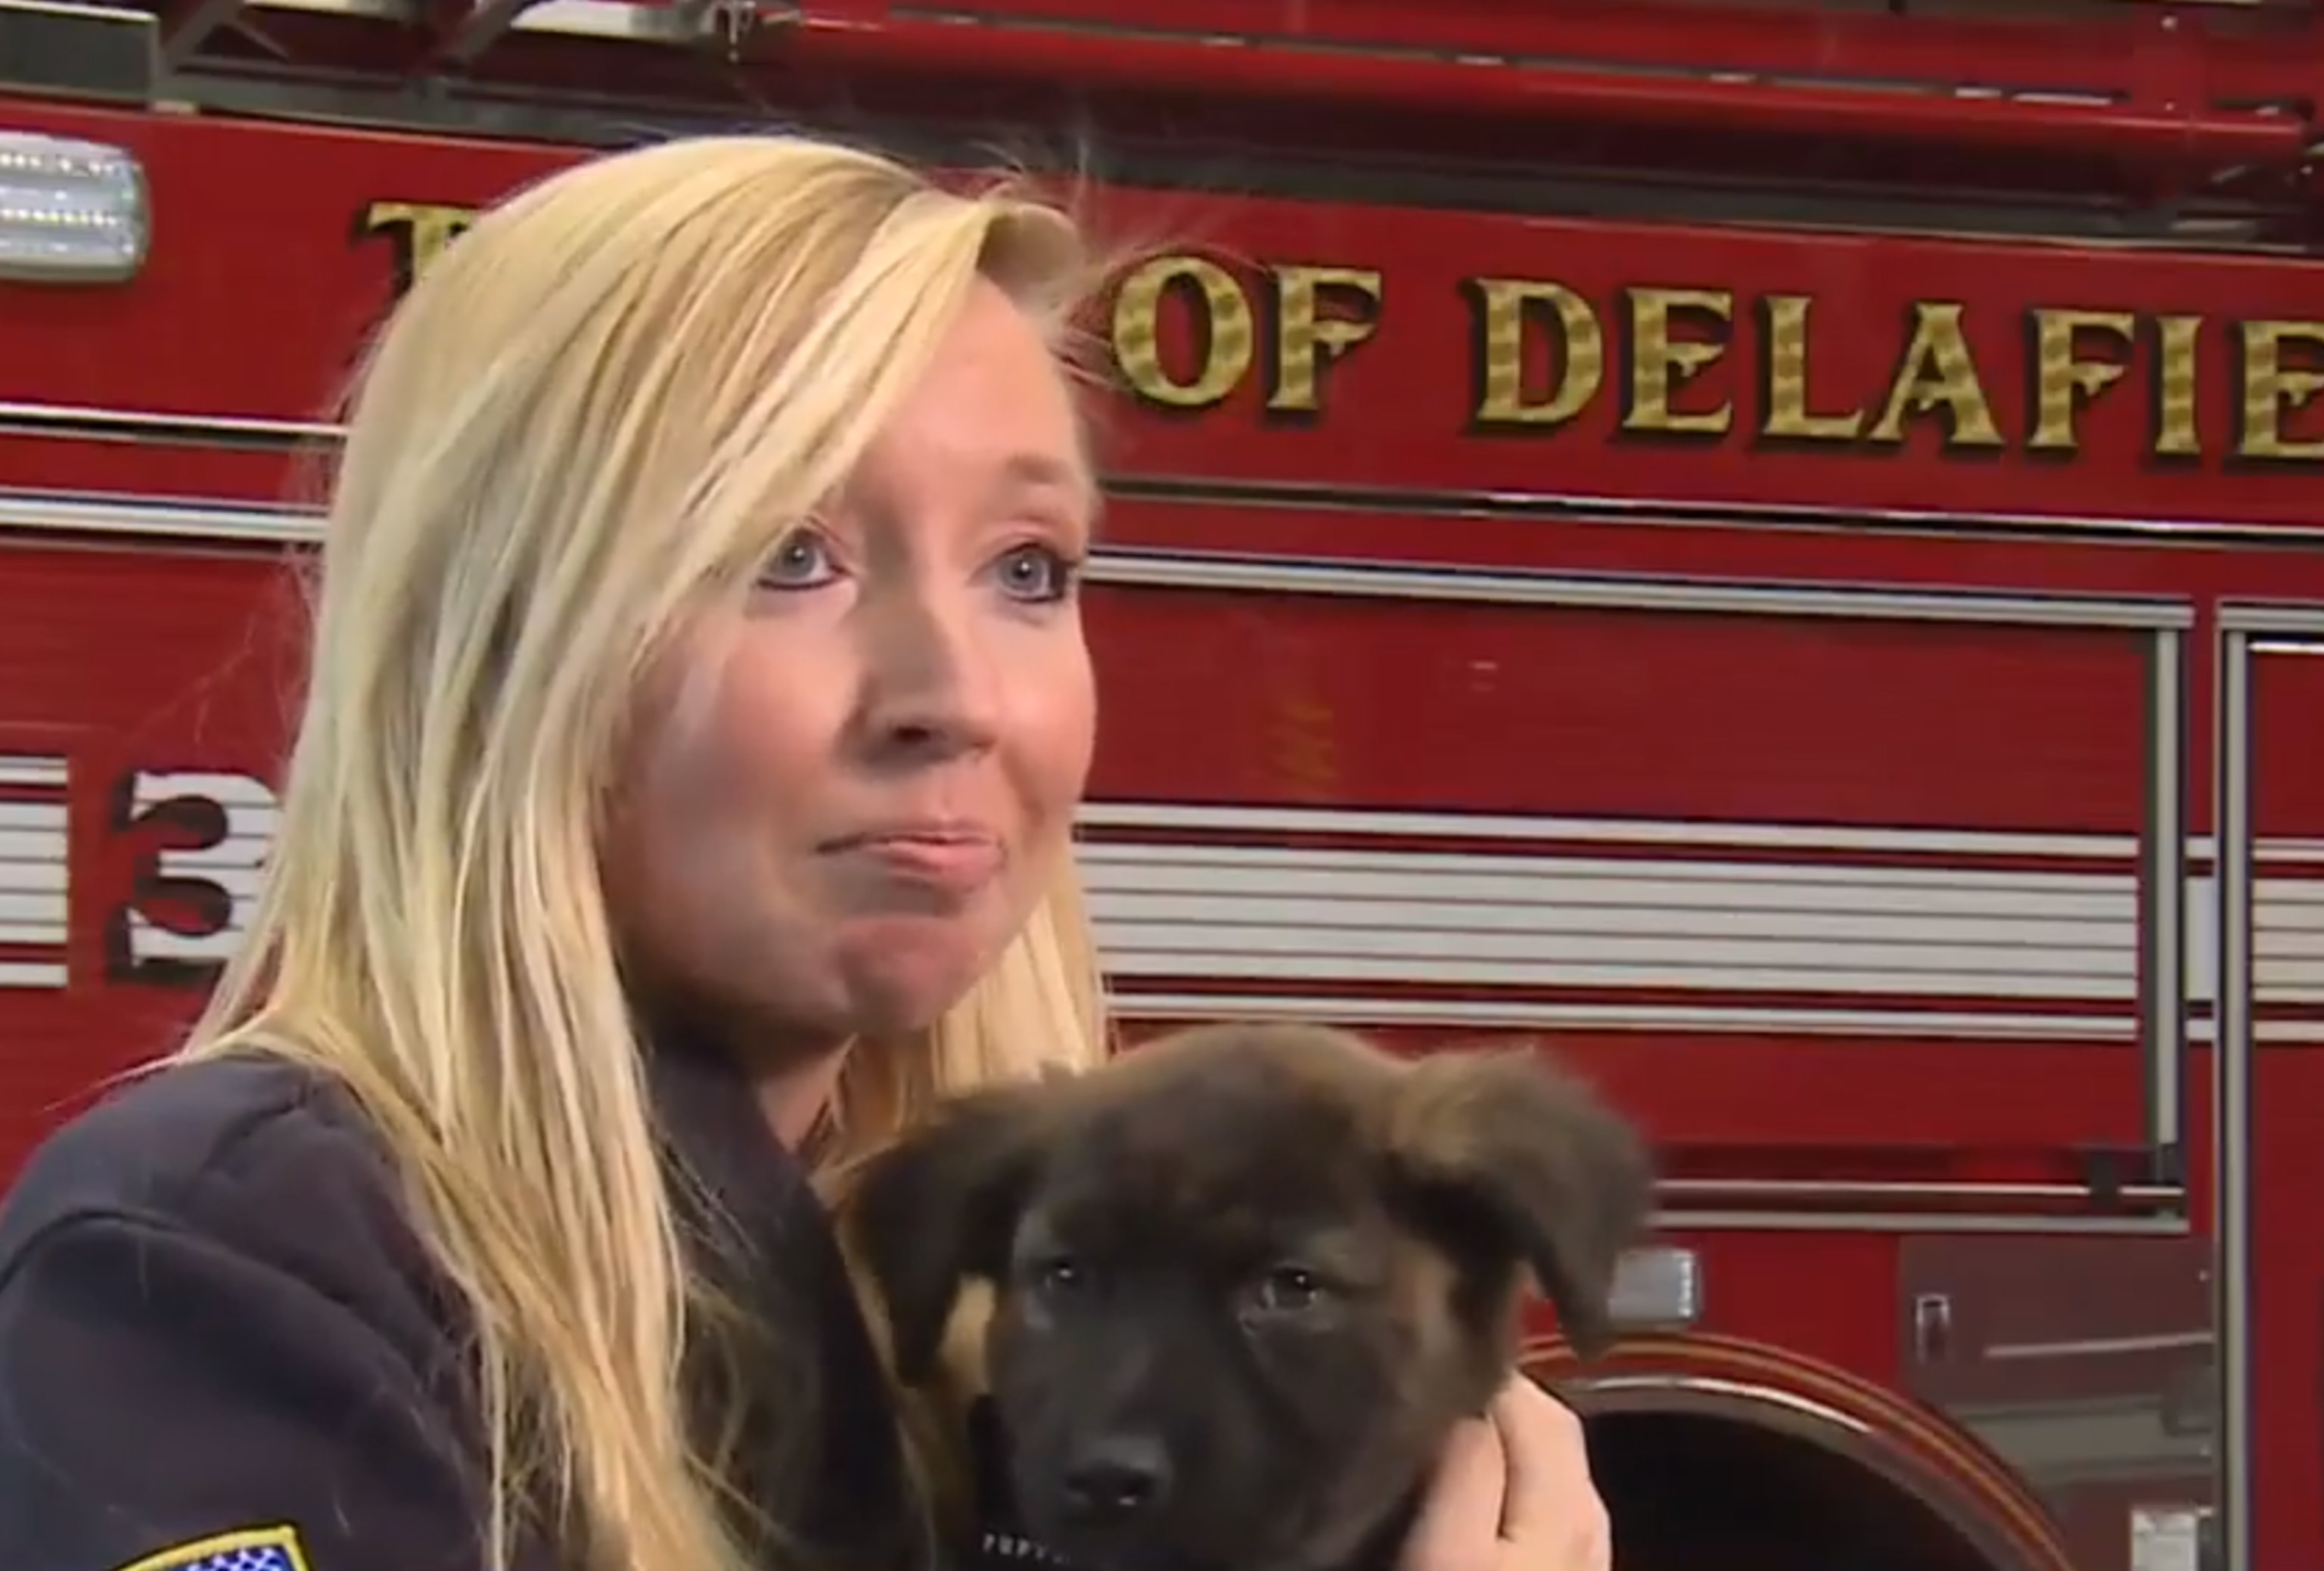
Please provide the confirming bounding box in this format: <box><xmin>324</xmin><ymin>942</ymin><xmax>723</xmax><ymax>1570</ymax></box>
<box><xmin>835</xmin><ymin>286</ymin><xmax>1096</xmax><ymax>520</ymax></box>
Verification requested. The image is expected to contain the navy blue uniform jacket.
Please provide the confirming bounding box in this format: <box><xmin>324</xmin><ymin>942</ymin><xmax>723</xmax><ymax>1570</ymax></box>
<box><xmin>0</xmin><ymin>1042</ymin><xmax>1050</xmax><ymax>1571</ymax></box>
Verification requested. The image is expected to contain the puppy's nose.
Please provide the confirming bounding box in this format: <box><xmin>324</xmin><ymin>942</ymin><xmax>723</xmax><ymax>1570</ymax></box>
<box><xmin>1062</xmin><ymin>1434</ymin><xmax>1172</xmax><ymax>1518</ymax></box>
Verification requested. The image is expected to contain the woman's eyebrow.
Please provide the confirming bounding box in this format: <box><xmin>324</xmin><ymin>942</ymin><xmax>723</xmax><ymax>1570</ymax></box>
<box><xmin>996</xmin><ymin>451</ymin><xmax>1100</xmax><ymax>518</ymax></box>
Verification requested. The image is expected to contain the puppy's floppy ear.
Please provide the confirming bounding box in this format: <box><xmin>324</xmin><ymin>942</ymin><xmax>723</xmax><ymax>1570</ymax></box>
<box><xmin>1382</xmin><ymin>1048</ymin><xmax>1653</xmax><ymax>1358</ymax></box>
<box><xmin>847</xmin><ymin>1083</ymin><xmax>1052</xmax><ymax>1386</ymax></box>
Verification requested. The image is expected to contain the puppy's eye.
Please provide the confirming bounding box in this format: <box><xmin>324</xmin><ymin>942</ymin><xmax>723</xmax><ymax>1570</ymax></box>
<box><xmin>1251</xmin><ymin>1265</ymin><xmax>1328</xmax><ymax>1314</ymax></box>
<box><xmin>1031</xmin><ymin>1256</ymin><xmax>1085</xmax><ymax>1295</ymax></box>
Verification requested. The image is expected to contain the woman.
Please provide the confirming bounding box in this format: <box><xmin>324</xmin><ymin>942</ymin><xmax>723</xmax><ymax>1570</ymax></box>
<box><xmin>0</xmin><ymin>135</ymin><xmax>1611</xmax><ymax>1571</ymax></box>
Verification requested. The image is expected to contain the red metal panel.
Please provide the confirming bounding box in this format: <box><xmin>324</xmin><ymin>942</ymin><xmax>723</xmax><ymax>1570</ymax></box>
<box><xmin>761</xmin><ymin>8</ymin><xmax>2303</xmax><ymax>176</ymax></box>
<box><xmin>105</xmin><ymin>0</ymin><xmax>2324</xmax><ymax>200</ymax></box>
<box><xmin>9</xmin><ymin>86</ymin><xmax>2324</xmax><ymax>1571</ymax></box>
<box><xmin>6</xmin><ymin>99</ymin><xmax>2324</xmax><ymax>529</ymax></box>
<box><xmin>786</xmin><ymin>0</ymin><xmax>2324</xmax><ymax>116</ymax></box>
<box><xmin>1073</xmin><ymin>188</ymin><xmax>2324</xmax><ymax>529</ymax></box>
<box><xmin>0</xmin><ymin>543</ymin><xmax>306</xmax><ymax>1169</ymax></box>
<box><xmin>1089</xmin><ymin>589</ymin><xmax>2146</xmax><ymax>831</ymax></box>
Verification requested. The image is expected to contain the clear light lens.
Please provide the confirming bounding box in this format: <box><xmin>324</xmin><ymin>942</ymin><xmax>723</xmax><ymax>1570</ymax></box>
<box><xmin>1606</xmin><ymin>1246</ymin><xmax>1704</xmax><ymax>1331</ymax></box>
<box><xmin>0</xmin><ymin>132</ymin><xmax>148</xmax><ymax>284</ymax></box>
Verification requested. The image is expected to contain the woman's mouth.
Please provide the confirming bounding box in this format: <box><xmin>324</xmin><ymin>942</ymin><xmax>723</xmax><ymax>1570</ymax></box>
<box><xmin>822</xmin><ymin>824</ymin><xmax>1005</xmax><ymax>894</ymax></box>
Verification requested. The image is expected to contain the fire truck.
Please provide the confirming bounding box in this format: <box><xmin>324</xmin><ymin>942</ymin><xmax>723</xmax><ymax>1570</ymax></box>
<box><xmin>3</xmin><ymin>0</ymin><xmax>2321</xmax><ymax>1567</ymax></box>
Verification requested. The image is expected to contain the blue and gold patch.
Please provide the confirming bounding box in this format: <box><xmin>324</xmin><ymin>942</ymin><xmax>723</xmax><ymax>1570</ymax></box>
<box><xmin>114</xmin><ymin>1525</ymin><xmax>312</xmax><ymax>1571</ymax></box>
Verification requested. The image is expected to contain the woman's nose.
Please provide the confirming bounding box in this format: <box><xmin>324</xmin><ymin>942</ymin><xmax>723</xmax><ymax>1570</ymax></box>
<box><xmin>853</xmin><ymin>591</ymin><xmax>1002</xmax><ymax>762</ymax></box>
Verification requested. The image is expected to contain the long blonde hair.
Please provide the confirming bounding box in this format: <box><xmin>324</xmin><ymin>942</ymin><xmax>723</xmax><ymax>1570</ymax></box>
<box><xmin>175</xmin><ymin>135</ymin><xmax>1111</xmax><ymax>1571</ymax></box>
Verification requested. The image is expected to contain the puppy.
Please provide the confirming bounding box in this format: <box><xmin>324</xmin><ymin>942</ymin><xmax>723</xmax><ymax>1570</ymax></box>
<box><xmin>850</xmin><ymin>1022</ymin><xmax>1654</xmax><ymax>1571</ymax></box>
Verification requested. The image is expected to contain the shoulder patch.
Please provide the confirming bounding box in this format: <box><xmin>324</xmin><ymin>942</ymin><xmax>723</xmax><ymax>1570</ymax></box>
<box><xmin>115</xmin><ymin>1526</ymin><xmax>312</xmax><ymax>1571</ymax></box>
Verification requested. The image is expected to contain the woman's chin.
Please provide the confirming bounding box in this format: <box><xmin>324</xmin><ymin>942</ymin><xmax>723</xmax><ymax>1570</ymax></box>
<box><xmin>831</xmin><ymin>923</ymin><xmax>996</xmax><ymax>1036</ymax></box>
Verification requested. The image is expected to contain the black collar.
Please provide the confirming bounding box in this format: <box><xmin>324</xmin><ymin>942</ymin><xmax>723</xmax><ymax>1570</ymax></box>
<box><xmin>645</xmin><ymin>1033</ymin><xmax>812</xmax><ymax>1248</ymax></box>
<box><xmin>642</xmin><ymin>1034</ymin><xmax>929</xmax><ymax>1571</ymax></box>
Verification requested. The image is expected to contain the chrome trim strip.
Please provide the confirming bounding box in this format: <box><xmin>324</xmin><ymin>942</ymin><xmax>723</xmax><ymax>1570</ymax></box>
<box><xmin>0</xmin><ymin>490</ymin><xmax>316</xmax><ymax>546</ymax></box>
<box><xmin>2214</xmin><ymin>601</ymin><xmax>2324</xmax><ymax>637</ymax></box>
<box><xmin>1577</xmin><ymin>1371</ymin><xmax>1874</xmax><ymax>1436</ymax></box>
<box><xmin>1658</xmin><ymin>1178</ymin><xmax>2183</xmax><ymax>1205</ymax></box>
<box><xmin>0</xmin><ymin>487</ymin><xmax>2198</xmax><ymax>628</ymax></box>
<box><xmin>0</xmin><ymin>400</ymin><xmax>341</xmax><ymax>444</ymax></box>
<box><xmin>3</xmin><ymin>396</ymin><xmax>2322</xmax><ymax>549</ymax></box>
<box><xmin>2214</xmin><ymin>622</ymin><xmax>2254</xmax><ymax>1571</ymax></box>
<box><xmin>2207</xmin><ymin>600</ymin><xmax>2324</xmax><ymax>1571</ymax></box>
<box><xmin>2144</xmin><ymin>626</ymin><xmax>2188</xmax><ymax>1161</ymax></box>
<box><xmin>1105</xmin><ymin>550</ymin><xmax>2193</xmax><ymax>629</ymax></box>
<box><xmin>1659</xmin><ymin>1209</ymin><xmax>2188</xmax><ymax>1236</ymax></box>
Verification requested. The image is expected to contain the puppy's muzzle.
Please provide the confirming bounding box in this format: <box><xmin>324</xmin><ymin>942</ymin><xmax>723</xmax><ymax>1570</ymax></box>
<box><xmin>1061</xmin><ymin>1432</ymin><xmax>1173</xmax><ymax>1523</ymax></box>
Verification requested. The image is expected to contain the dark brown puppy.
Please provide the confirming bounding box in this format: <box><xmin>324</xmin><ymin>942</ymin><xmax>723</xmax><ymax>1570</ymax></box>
<box><xmin>851</xmin><ymin>1022</ymin><xmax>1654</xmax><ymax>1571</ymax></box>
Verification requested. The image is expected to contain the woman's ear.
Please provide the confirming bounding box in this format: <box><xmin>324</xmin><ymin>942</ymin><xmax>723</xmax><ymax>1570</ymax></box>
<box><xmin>1381</xmin><ymin>1048</ymin><xmax>1654</xmax><ymax>1358</ymax></box>
<box><xmin>846</xmin><ymin>1084</ymin><xmax>1053</xmax><ymax>1384</ymax></box>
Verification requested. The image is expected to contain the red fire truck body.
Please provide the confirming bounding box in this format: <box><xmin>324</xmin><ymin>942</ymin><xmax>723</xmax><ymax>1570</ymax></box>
<box><xmin>4</xmin><ymin>2</ymin><xmax>2322</xmax><ymax>1569</ymax></box>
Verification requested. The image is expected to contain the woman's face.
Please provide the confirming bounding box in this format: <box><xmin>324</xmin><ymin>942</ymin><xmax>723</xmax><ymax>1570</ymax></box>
<box><xmin>607</xmin><ymin>278</ymin><xmax>1098</xmax><ymax>1054</ymax></box>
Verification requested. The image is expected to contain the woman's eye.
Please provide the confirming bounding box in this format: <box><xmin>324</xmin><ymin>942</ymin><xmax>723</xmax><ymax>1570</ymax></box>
<box><xmin>993</xmin><ymin>542</ymin><xmax>1080</xmax><ymax>604</ymax></box>
<box><xmin>759</xmin><ymin>529</ymin><xmax>837</xmax><ymax>590</ymax></box>
<box><xmin>1251</xmin><ymin>1265</ymin><xmax>1326</xmax><ymax>1314</ymax></box>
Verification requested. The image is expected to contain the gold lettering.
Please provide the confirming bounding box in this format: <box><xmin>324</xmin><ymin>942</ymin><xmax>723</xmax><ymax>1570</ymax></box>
<box><xmin>2152</xmin><ymin>315</ymin><xmax>2202</xmax><ymax>459</ymax></box>
<box><xmin>1111</xmin><ymin>255</ymin><xmax>1255</xmax><ymax>411</ymax></box>
<box><xmin>1623</xmin><ymin>287</ymin><xmax>1732</xmax><ymax>436</ymax></box>
<box><xmin>1268</xmin><ymin>265</ymin><xmax>1383</xmax><ymax>415</ymax></box>
<box><xmin>356</xmin><ymin>200</ymin><xmax>477</xmax><ymax>299</ymax></box>
<box><xmin>2236</xmin><ymin>320</ymin><xmax>2324</xmax><ymax>462</ymax></box>
<box><xmin>1869</xmin><ymin>303</ymin><xmax>2004</xmax><ymax>449</ymax></box>
<box><xmin>1758</xmin><ymin>295</ymin><xmax>1863</xmax><ymax>442</ymax></box>
<box><xmin>2027</xmin><ymin>309</ymin><xmax>2135</xmax><ymax>455</ymax></box>
<box><xmin>1049</xmin><ymin>250</ymin><xmax>2297</xmax><ymax>473</ymax></box>
<box><xmin>1272</xmin><ymin>692</ymin><xmax>1341</xmax><ymax>803</ymax></box>
<box><xmin>1467</xmin><ymin>278</ymin><xmax>1605</xmax><ymax>429</ymax></box>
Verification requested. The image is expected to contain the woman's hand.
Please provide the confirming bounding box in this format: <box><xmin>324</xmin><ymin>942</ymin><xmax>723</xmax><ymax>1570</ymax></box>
<box><xmin>1397</xmin><ymin>1374</ymin><xmax>1611</xmax><ymax>1571</ymax></box>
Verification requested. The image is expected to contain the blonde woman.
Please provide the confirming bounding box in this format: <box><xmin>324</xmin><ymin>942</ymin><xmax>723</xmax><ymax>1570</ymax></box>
<box><xmin>0</xmin><ymin>136</ymin><xmax>1610</xmax><ymax>1571</ymax></box>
